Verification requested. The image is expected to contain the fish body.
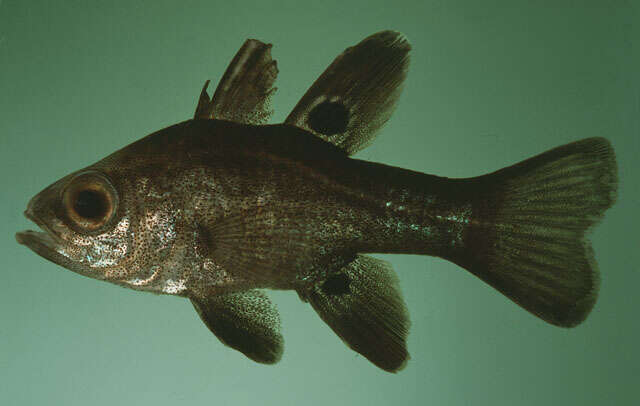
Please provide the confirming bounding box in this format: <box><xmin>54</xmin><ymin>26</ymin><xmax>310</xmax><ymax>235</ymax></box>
<box><xmin>23</xmin><ymin>119</ymin><xmax>467</xmax><ymax>294</ymax></box>
<box><xmin>17</xmin><ymin>31</ymin><xmax>617</xmax><ymax>372</ymax></box>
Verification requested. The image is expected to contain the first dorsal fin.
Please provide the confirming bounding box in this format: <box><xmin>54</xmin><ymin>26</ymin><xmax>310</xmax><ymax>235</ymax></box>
<box><xmin>194</xmin><ymin>39</ymin><xmax>278</xmax><ymax>125</ymax></box>
<box><xmin>285</xmin><ymin>31</ymin><xmax>411</xmax><ymax>155</ymax></box>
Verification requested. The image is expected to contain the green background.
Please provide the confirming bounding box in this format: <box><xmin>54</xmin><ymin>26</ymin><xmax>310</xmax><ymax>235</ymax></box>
<box><xmin>1</xmin><ymin>1</ymin><xmax>638</xmax><ymax>405</ymax></box>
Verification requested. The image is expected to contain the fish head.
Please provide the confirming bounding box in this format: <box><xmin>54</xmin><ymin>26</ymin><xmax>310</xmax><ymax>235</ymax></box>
<box><xmin>15</xmin><ymin>167</ymin><xmax>139</xmax><ymax>282</ymax></box>
<box><xmin>16</xmin><ymin>121</ymin><xmax>251</xmax><ymax>296</ymax></box>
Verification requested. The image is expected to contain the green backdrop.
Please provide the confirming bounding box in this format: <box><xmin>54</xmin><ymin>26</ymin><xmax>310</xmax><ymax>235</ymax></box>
<box><xmin>1</xmin><ymin>1</ymin><xmax>638</xmax><ymax>405</ymax></box>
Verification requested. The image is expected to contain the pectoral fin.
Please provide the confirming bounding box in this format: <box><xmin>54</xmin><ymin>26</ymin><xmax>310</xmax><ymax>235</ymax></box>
<box><xmin>191</xmin><ymin>289</ymin><xmax>283</xmax><ymax>364</ymax></box>
<box><xmin>299</xmin><ymin>255</ymin><xmax>411</xmax><ymax>372</ymax></box>
<box><xmin>285</xmin><ymin>31</ymin><xmax>410</xmax><ymax>155</ymax></box>
<box><xmin>194</xmin><ymin>39</ymin><xmax>278</xmax><ymax>124</ymax></box>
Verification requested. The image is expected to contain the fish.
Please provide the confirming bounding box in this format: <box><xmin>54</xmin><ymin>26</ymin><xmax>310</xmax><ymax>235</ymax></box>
<box><xmin>15</xmin><ymin>31</ymin><xmax>618</xmax><ymax>372</ymax></box>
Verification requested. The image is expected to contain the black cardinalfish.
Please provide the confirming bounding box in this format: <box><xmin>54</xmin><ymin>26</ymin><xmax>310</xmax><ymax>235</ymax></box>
<box><xmin>16</xmin><ymin>31</ymin><xmax>617</xmax><ymax>372</ymax></box>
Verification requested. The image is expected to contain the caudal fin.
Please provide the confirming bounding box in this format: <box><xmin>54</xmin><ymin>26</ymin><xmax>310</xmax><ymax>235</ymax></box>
<box><xmin>452</xmin><ymin>137</ymin><xmax>617</xmax><ymax>327</ymax></box>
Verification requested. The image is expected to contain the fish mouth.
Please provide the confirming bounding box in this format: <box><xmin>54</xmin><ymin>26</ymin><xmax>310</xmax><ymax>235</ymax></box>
<box><xmin>16</xmin><ymin>229</ymin><xmax>57</xmax><ymax>251</ymax></box>
<box><xmin>16</xmin><ymin>211</ymin><xmax>71</xmax><ymax>268</ymax></box>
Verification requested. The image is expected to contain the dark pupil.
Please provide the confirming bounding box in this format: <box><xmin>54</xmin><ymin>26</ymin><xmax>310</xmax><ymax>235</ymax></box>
<box><xmin>74</xmin><ymin>190</ymin><xmax>107</xmax><ymax>220</ymax></box>
<box><xmin>321</xmin><ymin>273</ymin><xmax>351</xmax><ymax>296</ymax></box>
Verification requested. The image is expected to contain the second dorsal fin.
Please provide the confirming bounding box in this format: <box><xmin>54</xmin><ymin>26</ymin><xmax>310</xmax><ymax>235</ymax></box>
<box><xmin>285</xmin><ymin>31</ymin><xmax>411</xmax><ymax>155</ymax></box>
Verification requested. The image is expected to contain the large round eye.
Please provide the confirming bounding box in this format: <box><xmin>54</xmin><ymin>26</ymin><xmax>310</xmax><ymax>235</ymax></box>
<box><xmin>62</xmin><ymin>171</ymin><xmax>118</xmax><ymax>232</ymax></box>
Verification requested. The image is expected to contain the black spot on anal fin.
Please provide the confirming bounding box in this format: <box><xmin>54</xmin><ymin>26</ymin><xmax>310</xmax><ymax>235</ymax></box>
<box><xmin>321</xmin><ymin>272</ymin><xmax>351</xmax><ymax>295</ymax></box>
<box><xmin>307</xmin><ymin>101</ymin><xmax>349</xmax><ymax>136</ymax></box>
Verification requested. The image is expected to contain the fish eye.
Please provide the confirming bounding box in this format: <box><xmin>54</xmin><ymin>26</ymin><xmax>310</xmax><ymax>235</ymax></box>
<box><xmin>62</xmin><ymin>171</ymin><xmax>118</xmax><ymax>232</ymax></box>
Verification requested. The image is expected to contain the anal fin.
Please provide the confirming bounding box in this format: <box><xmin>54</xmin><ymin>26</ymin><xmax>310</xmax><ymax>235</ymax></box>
<box><xmin>191</xmin><ymin>289</ymin><xmax>283</xmax><ymax>364</ymax></box>
<box><xmin>299</xmin><ymin>255</ymin><xmax>411</xmax><ymax>372</ymax></box>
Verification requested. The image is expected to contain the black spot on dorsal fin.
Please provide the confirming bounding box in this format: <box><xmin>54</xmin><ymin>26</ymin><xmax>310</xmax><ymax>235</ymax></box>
<box><xmin>321</xmin><ymin>272</ymin><xmax>351</xmax><ymax>295</ymax></box>
<box><xmin>307</xmin><ymin>101</ymin><xmax>349</xmax><ymax>136</ymax></box>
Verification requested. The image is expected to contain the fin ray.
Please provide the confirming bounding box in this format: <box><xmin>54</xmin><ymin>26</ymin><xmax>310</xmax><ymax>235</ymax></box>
<box><xmin>285</xmin><ymin>31</ymin><xmax>410</xmax><ymax>155</ymax></box>
<box><xmin>299</xmin><ymin>254</ymin><xmax>410</xmax><ymax>372</ymax></box>
<box><xmin>191</xmin><ymin>289</ymin><xmax>283</xmax><ymax>364</ymax></box>
<box><xmin>451</xmin><ymin>137</ymin><xmax>617</xmax><ymax>327</ymax></box>
<box><xmin>195</xmin><ymin>39</ymin><xmax>278</xmax><ymax>124</ymax></box>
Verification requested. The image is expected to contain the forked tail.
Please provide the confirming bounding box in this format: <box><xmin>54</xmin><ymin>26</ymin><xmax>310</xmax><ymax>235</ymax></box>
<box><xmin>448</xmin><ymin>137</ymin><xmax>617</xmax><ymax>327</ymax></box>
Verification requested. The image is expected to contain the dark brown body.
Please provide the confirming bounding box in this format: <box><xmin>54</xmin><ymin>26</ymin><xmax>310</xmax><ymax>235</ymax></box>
<box><xmin>105</xmin><ymin>118</ymin><xmax>471</xmax><ymax>293</ymax></box>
